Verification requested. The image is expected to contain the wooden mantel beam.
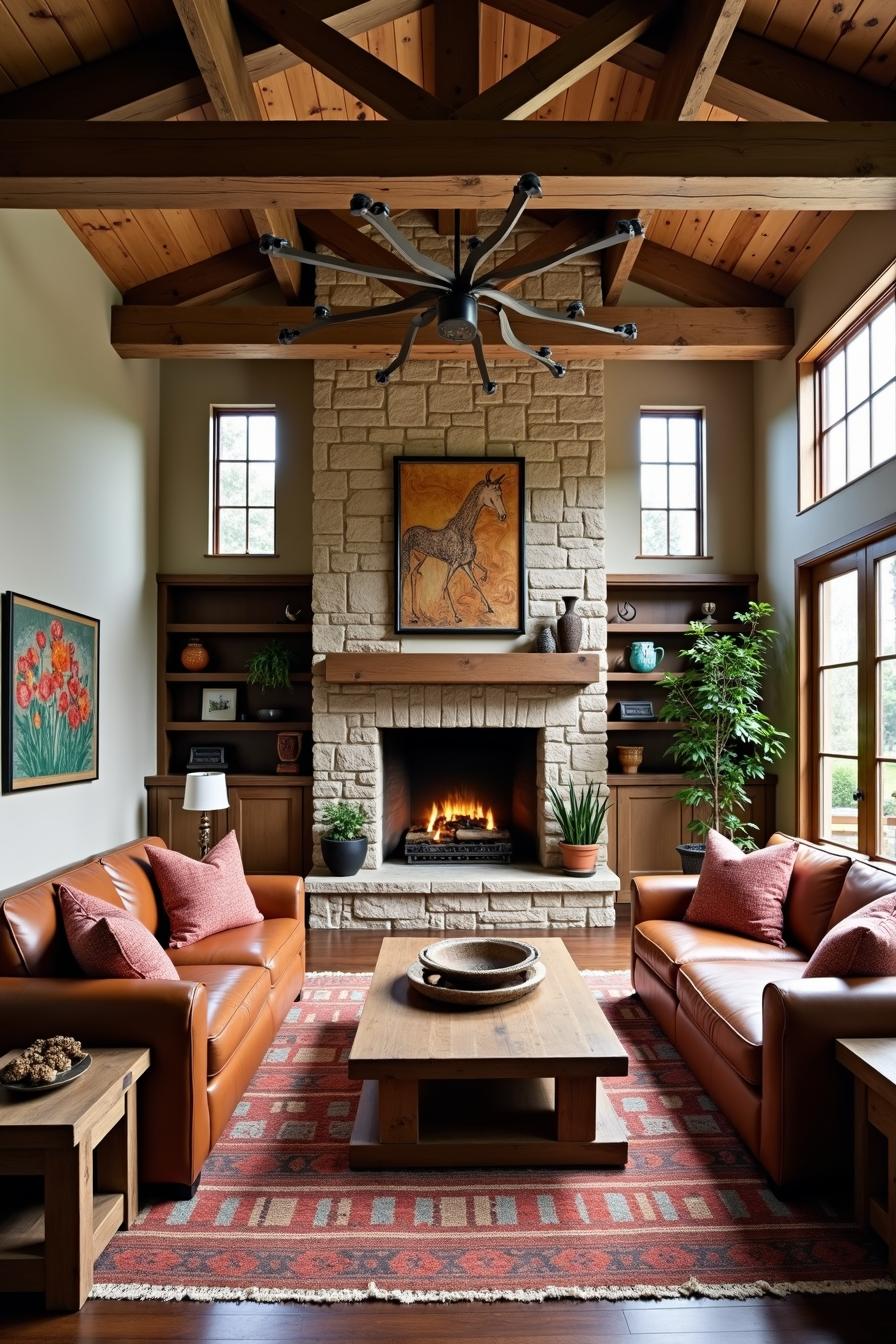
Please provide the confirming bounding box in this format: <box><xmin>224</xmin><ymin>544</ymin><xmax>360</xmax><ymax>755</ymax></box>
<box><xmin>2</xmin><ymin>122</ymin><xmax>893</xmax><ymax>212</ymax></box>
<box><xmin>110</xmin><ymin>303</ymin><xmax>794</xmax><ymax>360</ymax></box>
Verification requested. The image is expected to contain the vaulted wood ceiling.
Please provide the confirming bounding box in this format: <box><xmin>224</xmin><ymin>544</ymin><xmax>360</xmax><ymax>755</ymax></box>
<box><xmin>0</xmin><ymin>0</ymin><xmax>892</xmax><ymax>315</ymax></box>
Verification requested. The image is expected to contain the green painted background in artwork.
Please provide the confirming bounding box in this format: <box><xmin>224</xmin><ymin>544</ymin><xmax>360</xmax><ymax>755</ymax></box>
<box><xmin>10</xmin><ymin>601</ymin><xmax>97</xmax><ymax>783</ymax></box>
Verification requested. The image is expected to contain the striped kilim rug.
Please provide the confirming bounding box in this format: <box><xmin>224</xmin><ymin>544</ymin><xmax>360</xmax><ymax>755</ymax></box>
<box><xmin>93</xmin><ymin>970</ymin><xmax>894</xmax><ymax>1304</ymax></box>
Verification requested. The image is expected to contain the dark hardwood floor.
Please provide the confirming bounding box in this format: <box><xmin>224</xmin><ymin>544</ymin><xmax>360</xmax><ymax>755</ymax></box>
<box><xmin>2</xmin><ymin>913</ymin><xmax>893</xmax><ymax>1343</ymax></box>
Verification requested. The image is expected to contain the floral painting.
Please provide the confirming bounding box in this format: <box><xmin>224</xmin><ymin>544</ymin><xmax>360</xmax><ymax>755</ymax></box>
<box><xmin>3</xmin><ymin>593</ymin><xmax>99</xmax><ymax>792</ymax></box>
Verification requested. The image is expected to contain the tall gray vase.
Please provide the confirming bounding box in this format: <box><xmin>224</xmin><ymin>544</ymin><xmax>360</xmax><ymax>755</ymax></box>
<box><xmin>556</xmin><ymin>595</ymin><xmax>583</xmax><ymax>652</ymax></box>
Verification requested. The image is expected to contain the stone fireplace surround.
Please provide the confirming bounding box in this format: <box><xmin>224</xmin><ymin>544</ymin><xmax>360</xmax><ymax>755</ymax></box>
<box><xmin>305</xmin><ymin>213</ymin><xmax>618</xmax><ymax>931</ymax></box>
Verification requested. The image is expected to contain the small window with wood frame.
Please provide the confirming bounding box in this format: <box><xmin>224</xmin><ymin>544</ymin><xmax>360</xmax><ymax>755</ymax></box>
<box><xmin>797</xmin><ymin>268</ymin><xmax>896</xmax><ymax>511</ymax></box>
<box><xmin>639</xmin><ymin>409</ymin><xmax>705</xmax><ymax>558</ymax></box>
<box><xmin>210</xmin><ymin>407</ymin><xmax>277</xmax><ymax>556</ymax></box>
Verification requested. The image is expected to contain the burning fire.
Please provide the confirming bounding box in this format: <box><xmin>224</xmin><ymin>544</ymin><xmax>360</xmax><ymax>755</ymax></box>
<box><xmin>426</xmin><ymin>798</ymin><xmax>495</xmax><ymax>835</ymax></box>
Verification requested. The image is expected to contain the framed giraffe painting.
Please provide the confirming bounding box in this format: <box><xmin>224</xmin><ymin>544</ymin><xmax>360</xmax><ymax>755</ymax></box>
<box><xmin>394</xmin><ymin>456</ymin><xmax>526</xmax><ymax>635</ymax></box>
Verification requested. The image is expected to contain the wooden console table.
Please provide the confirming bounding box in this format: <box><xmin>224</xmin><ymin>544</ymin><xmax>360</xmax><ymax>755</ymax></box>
<box><xmin>836</xmin><ymin>1037</ymin><xmax>896</xmax><ymax>1273</ymax></box>
<box><xmin>0</xmin><ymin>1045</ymin><xmax>149</xmax><ymax>1311</ymax></box>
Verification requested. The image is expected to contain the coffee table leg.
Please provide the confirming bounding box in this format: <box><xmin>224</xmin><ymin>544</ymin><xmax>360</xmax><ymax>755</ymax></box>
<box><xmin>95</xmin><ymin>1084</ymin><xmax>139</xmax><ymax>1227</ymax></box>
<box><xmin>44</xmin><ymin>1141</ymin><xmax>94</xmax><ymax>1311</ymax></box>
<box><xmin>555</xmin><ymin>1076</ymin><xmax>597</xmax><ymax>1142</ymax></box>
<box><xmin>378</xmin><ymin>1079</ymin><xmax>419</xmax><ymax>1143</ymax></box>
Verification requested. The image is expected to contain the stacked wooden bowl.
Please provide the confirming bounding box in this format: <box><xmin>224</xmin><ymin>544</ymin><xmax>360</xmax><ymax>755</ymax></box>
<box><xmin>407</xmin><ymin>937</ymin><xmax>545</xmax><ymax>1007</ymax></box>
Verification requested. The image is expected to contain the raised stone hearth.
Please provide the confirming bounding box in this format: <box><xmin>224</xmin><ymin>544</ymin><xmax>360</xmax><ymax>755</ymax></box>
<box><xmin>309</xmin><ymin>212</ymin><xmax>618</xmax><ymax>930</ymax></box>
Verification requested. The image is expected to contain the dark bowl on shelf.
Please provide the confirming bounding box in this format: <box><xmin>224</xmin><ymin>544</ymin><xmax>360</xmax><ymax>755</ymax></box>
<box><xmin>256</xmin><ymin>708</ymin><xmax>285</xmax><ymax>722</ymax></box>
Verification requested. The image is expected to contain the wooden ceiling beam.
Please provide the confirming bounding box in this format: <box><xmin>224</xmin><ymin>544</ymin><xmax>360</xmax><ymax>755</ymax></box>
<box><xmin>3</xmin><ymin>122</ymin><xmax>894</xmax><ymax>211</ymax></box>
<box><xmin>488</xmin><ymin>0</ymin><xmax>896</xmax><ymax>121</ymax></box>
<box><xmin>487</xmin><ymin>211</ymin><xmax>603</xmax><ymax>293</ymax></box>
<box><xmin>234</xmin><ymin>0</ymin><xmax>449</xmax><ymax>119</ymax></box>
<box><xmin>602</xmin><ymin>0</ymin><xmax>746</xmax><ymax>304</ymax></box>
<box><xmin>122</xmin><ymin>241</ymin><xmax>271</xmax><ymax>305</ymax></box>
<box><xmin>455</xmin><ymin>0</ymin><xmax>667</xmax><ymax>121</ymax></box>
<box><xmin>111</xmin><ymin>303</ymin><xmax>795</xmax><ymax>360</ymax></box>
<box><xmin>629</xmin><ymin>238</ymin><xmax>783</xmax><ymax>307</ymax></box>
<box><xmin>434</xmin><ymin>0</ymin><xmax>480</xmax><ymax>110</ymax></box>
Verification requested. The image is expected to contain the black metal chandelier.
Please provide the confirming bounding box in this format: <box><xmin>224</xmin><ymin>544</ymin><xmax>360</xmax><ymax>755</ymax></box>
<box><xmin>259</xmin><ymin>172</ymin><xmax>642</xmax><ymax>391</ymax></box>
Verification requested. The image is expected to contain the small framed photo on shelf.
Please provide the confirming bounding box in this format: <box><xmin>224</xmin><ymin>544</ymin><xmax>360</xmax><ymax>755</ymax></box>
<box><xmin>201</xmin><ymin>687</ymin><xmax>238</xmax><ymax>722</ymax></box>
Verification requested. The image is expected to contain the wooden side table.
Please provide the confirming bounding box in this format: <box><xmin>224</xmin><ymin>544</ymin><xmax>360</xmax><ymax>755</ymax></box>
<box><xmin>0</xmin><ymin>1045</ymin><xmax>149</xmax><ymax>1311</ymax></box>
<box><xmin>836</xmin><ymin>1037</ymin><xmax>896</xmax><ymax>1273</ymax></box>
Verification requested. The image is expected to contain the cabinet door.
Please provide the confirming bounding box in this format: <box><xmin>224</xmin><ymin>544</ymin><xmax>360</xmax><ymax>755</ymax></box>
<box><xmin>147</xmin><ymin>785</ymin><xmax>229</xmax><ymax>859</ymax></box>
<box><xmin>605</xmin><ymin>787</ymin><xmax>618</xmax><ymax>883</ymax></box>
<box><xmin>615</xmin><ymin>786</ymin><xmax>688</xmax><ymax>901</ymax></box>
<box><xmin>685</xmin><ymin>780</ymin><xmax>777</xmax><ymax>847</ymax></box>
<box><xmin>227</xmin><ymin>785</ymin><xmax>302</xmax><ymax>874</ymax></box>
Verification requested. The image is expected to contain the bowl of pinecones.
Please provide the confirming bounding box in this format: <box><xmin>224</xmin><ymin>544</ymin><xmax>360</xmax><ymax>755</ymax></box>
<box><xmin>0</xmin><ymin>1037</ymin><xmax>91</xmax><ymax>1094</ymax></box>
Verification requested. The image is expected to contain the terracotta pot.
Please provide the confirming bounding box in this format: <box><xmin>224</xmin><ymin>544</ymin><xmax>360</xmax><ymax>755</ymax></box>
<box><xmin>617</xmin><ymin>744</ymin><xmax>644</xmax><ymax>775</ymax></box>
<box><xmin>180</xmin><ymin>638</ymin><xmax>209</xmax><ymax>672</ymax></box>
<box><xmin>559</xmin><ymin>841</ymin><xmax>599</xmax><ymax>876</ymax></box>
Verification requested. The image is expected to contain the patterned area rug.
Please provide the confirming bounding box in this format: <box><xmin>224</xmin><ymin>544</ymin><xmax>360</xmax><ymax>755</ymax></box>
<box><xmin>93</xmin><ymin>970</ymin><xmax>893</xmax><ymax>1304</ymax></box>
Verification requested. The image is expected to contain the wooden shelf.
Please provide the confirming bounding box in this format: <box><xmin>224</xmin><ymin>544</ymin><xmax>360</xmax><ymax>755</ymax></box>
<box><xmin>167</xmin><ymin>623</ymin><xmax>311</xmax><ymax>634</ymax></box>
<box><xmin>607</xmin><ymin>772</ymin><xmax>689</xmax><ymax>784</ymax></box>
<box><xmin>324</xmin><ymin>652</ymin><xmax>601</xmax><ymax>686</ymax></box>
<box><xmin>607</xmin><ymin>721</ymin><xmax>686</xmax><ymax>731</ymax></box>
<box><xmin>606</xmin><ymin>671</ymin><xmax>666</xmax><ymax>681</ymax></box>
<box><xmin>606</xmin><ymin>623</ymin><xmax>741</xmax><ymax>634</ymax></box>
<box><xmin>146</xmin><ymin>773</ymin><xmax>312</xmax><ymax>785</ymax></box>
<box><xmin>607</xmin><ymin>573</ymin><xmax>756</xmax><ymax>587</ymax></box>
<box><xmin>165</xmin><ymin>721</ymin><xmax>311</xmax><ymax>732</ymax></box>
<box><xmin>165</xmin><ymin>671</ymin><xmax>312</xmax><ymax>683</ymax></box>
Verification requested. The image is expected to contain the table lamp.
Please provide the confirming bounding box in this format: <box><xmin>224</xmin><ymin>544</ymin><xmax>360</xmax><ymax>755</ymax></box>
<box><xmin>183</xmin><ymin>771</ymin><xmax>229</xmax><ymax>858</ymax></box>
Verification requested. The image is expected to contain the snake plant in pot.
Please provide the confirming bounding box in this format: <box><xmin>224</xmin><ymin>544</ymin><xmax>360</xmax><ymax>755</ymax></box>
<box><xmin>547</xmin><ymin>781</ymin><xmax>612</xmax><ymax>876</ymax></box>
<box><xmin>659</xmin><ymin>600</ymin><xmax>788</xmax><ymax>873</ymax></box>
<box><xmin>321</xmin><ymin>801</ymin><xmax>369</xmax><ymax>877</ymax></box>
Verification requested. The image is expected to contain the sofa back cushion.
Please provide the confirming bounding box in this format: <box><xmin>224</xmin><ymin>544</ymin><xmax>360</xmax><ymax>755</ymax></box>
<box><xmin>684</xmin><ymin>830</ymin><xmax>798</xmax><ymax>948</ymax></box>
<box><xmin>804</xmin><ymin>891</ymin><xmax>896</xmax><ymax>978</ymax></box>
<box><xmin>147</xmin><ymin>830</ymin><xmax>262</xmax><ymax>949</ymax></box>
<box><xmin>0</xmin><ymin>860</ymin><xmax>121</xmax><ymax>978</ymax></box>
<box><xmin>58</xmin><ymin>883</ymin><xmax>179</xmax><ymax>981</ymax></box>
<box><xmin>100</xmin><ymin>837</ymin><xmax>168</xmax><ymax>939</ymax></box>
<box><xmin>828</xmin><ymin>859</ymin><xmax>896</xmax><ymax>929</ymax></box>
<box><xmin>768</xmin><ymin>832</ymin><xmax>852</xmax><ymax>953</ymax></box>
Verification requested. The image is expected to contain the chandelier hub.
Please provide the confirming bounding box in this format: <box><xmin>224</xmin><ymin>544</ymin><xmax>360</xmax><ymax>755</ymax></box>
<box><xmin>437</xmin><ymin>292</ymin><xmax>479</xmax><ymax>344</ymax></box>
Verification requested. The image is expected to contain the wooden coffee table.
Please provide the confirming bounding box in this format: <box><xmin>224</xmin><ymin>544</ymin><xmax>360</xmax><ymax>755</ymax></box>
<box><xmin>348</xmin><ymin>937</ymin><xmax>628</xmax><ymax>1169</ymax></box>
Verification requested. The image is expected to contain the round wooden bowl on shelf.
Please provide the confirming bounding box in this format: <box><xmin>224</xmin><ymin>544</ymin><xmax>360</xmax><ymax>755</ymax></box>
<box><xmin>418</xmin><ymin>937</ymin><xmax>539</xmax><ymax>989</ymax></box>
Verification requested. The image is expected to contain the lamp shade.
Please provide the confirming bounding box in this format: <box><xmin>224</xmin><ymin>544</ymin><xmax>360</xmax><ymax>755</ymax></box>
<box><xmin>183</xmin><ymin>771</ymin><xmax>229</xmax><ymax>813</ymax></box>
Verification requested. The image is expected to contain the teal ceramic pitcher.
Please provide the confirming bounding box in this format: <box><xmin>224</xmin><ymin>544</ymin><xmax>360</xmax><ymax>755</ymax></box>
<box><xmin>627</xmin><ymin>641</ymin><xmax>665</xmax><ymax>673</ymax></box>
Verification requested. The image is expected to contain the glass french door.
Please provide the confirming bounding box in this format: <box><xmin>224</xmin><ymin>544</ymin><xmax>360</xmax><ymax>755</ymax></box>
<box><xmin>809</xmin><ymin>531</ymin><xmax>896</xmax><ymax>859</ymax></box>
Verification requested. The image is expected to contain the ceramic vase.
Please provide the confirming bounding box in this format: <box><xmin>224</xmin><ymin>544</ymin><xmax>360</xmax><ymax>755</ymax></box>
<box><xmin>180</xmin><ymin>638</ymin><xmax>209</xmax><ymax>671</ymax></box>
<box><xmin>535</xmin><ymin>624</ymin><xmax>557</xmax><ymax>653</ymax></box>
<box><xmin>556</xmin><ymin>595</ymin><xmax>583</xmax><ymax>653</ymax></box>
<box><xmin>627</xmin><ymin>641</ymin><xmax>665</xmax><ymax>672</ymax></box>
<box><xmin>617</xmin><ymin>744</ymin><xmax>644</xmax><ymax>775</ymax></box>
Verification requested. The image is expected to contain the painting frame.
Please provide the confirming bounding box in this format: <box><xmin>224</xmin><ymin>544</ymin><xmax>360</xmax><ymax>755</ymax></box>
<box><xmin>201</xmin><ymin>687</ymin><xmax>238</xmax><ymax>722</ymax></box>
<box><xmin>2</xmin><ymin>592</ymin><xmax>100</xmax><ymax>794</ymax></box>
<box><xmin>394</xmin><ymin>456</ymin><xmax>526</xmax><ymax>636</ymax></box>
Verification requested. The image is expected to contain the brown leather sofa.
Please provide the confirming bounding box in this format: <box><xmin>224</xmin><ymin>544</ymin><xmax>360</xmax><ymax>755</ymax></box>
<box><xmin>631</xmin><ymin>833</ymin><xmax>896</xmax><ymax>1189</ymax></box>
<box><xmin>0</xmin><ymin>836</ymin><xmax>305</xmax><ymax>1196</ymax></box>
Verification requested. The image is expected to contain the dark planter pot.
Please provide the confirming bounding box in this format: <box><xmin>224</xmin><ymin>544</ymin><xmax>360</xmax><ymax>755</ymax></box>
<box><xmin>676</xmin><ymin>842</ymin><xmax>706</xmax><ymax>875</ymax></box>
<box><xmin>321</xmin><ymin>836</ymin><xmax>368</xmax><ymax>878</ymax></box>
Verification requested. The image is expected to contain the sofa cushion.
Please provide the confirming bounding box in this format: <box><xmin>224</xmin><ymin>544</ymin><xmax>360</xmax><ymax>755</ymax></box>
<box><xmin>147</xmin><ymin>832</ymin><xmax>263</xmax><ymax>950</ymax></box>
<box><xmin>58</xmin><ymin>884</ymin><xmax>179</xmax><ymax>981</ymax></box>
<box><xmin>804</xmin><ymin>892</ymin><xmax>896</xmax><ymax>978</ymax></box>
<box><xmin>176</xmin><ymin>963</ymin><xmax>271</xmax><ymax>1076</ymax></box>
<box><xmin>677</xmin><ymin>960</ymin><xmax>807</xmax><ymax>1087</ymax></box>
<box><xmin>168</xmin><ymin>917</ymin><xmax>304</xmax><ymax>988</ymax></box>
<box><xmin>828</xmin><ymin>859</ymin><xmax>896</xmax><ymax>930</ymax></box>
<box><xmin>101</xmin><ymin>838</ymin><xmax>168</xmax><ymax>938</ymax></box>
<box><xmin>684</xmin><ymin>830</ymin><xmax>798</xmax><ymax>948</ymax></box>
<box><xmin>768</xmin><ymin>832</ymin><xmax>853</xmax><ymax>953</ymax></box>
<box><xmin>634</xmin><ymin>920</ymin><xmax>805</xmax><ymax>990</ymax></box>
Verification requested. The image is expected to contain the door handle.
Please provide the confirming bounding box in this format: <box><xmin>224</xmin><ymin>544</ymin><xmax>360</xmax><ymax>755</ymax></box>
<box><xmin>852</xmin><ymin>790</ymin><xmax>865</xmax><ymax>802</ymax></box>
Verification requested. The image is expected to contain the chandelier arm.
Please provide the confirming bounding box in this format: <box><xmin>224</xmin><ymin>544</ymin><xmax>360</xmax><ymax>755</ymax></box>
<box><xmin>484</xmin><ymin>288</ymin><xmax>638</xmax><ymax>339</ymax></box>
<box><xmin>470</xmin><ymin>333</ymin><xmax>497</xmax><ymax>395</ymax></box>
<box><xmin>352</xmin><ymin>208</ymin><xmax>454</xmax><ymax>283</ymax></box>
<box><xmin>460</xmin><ymin>181</ymin><xmax>535</xmax><ymax>287</ymax></box>
<box><xmin>260</xmin><ymin>238</ymin><xmax>448</xmax><ymax>292</ymax></box>
<box><xmin>477</xmin><ymin>229</ymin><xmax>642</xmax><ymax>288</ymax></box>
<box><xmin>278</xmin><ymin>291</ymin><xmax>438</xmax><ymax>344</ymax></box>
<box><xmin>376</xmin><ymin>306</ymin><xmax>438</xmax><ymax>383</ymax></box>
<box><xmin>486</xmin><ymin>303</ymin><xmax>564</xmax><ymax>376</ymax></box>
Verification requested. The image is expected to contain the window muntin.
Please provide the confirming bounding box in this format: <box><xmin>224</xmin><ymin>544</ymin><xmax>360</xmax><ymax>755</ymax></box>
<box><xmin>639</xmin><ymin>410</ymin><xmax>704</xmax><ymax>558</ymax></box>
<box><xmin>211</xmin><ymin>409</ymin><xmax>277</xmax><ymax>556</ymax></box>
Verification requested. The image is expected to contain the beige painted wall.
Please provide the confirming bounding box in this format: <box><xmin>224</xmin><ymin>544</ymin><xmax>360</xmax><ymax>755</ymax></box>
<box><xmin>0</xmin><ymin>210</ymin><xmax>159</xmax><ymax>889</ymax></box>
<box><xmin>603</xmin><ymin>357</ymin><xmax>755</xmax><ymax>574</ymax></box>
<box><xmin>754</xmin><ymin>212</ymin><xmax>896</xmax><ymax>832</ymax></box>
<box><xmin>159</xmin><ymin>362</ymin><xmax>313</xmax><ymax>574</ymax></box>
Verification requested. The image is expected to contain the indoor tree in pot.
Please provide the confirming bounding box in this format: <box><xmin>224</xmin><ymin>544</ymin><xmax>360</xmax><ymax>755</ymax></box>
<box><xmin>659</xmin><ymin>600</ymin><xmax>788</xmax><ymax>873</ymax></box>
<box><xmin>321</xmin><ymin>801</ymin><xmax>369</xmax><ymax>877</ymax></box>
<box><xmin>547</xmin><ymin>781</ymin><xmax>612</xmax><ymax>877</ymax></box>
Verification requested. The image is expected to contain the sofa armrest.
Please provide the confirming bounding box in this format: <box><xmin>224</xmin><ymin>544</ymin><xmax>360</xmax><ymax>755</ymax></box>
<box><xmin>630</xmin><ymin>873</ymin><xmax>697</xmax><ymax>927</ymax></box>
<box><xmin>247</xmin><ymin>874</ymin><xmax>305</xmax><ymax>923</ymax></box>
<box><xmin>0</xmin><ymin>976</ymin><xmax>210</xmax><ymax>1188</ymax></box>
<box><xmin>761</xmin><ymin>975</ymin><xmax>896</xmax><ymax>1188</ymax></box>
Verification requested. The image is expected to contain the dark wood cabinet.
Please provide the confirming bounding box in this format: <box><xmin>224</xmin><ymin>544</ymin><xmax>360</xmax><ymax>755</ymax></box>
<box><xmin>146</xmin><ymin>774</ymin><xmax>312</xmax><ymax>874</ymax></box>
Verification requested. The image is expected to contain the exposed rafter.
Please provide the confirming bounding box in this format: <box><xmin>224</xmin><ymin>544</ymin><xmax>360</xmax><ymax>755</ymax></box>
<box><xmin>628</xmin><ymin>238</ymin><xmax>784</xmax><ymax>307</ymax></box>
<box><xmin>122</xmin><ymin>242</ymin><xmax>271</xmax><ymax>305</ymax></box>
<box><xmin>300</xmin><ymin>210</ymin><xmax>422</xmax><ymax>297</ymax></box>
<box><xmin>111</xmin><ymin>303</ymin><xmax>795</xmax><ymax>360</ymax></box>
<box><xmin>433</xmin><ymin>0</ymin><xmax>480</xmax><ymax>110</ymax></box>
<box><xmin>487</xmin><ymin>212</ymin><xmax>604</xmax><ymax>293</ymax></box>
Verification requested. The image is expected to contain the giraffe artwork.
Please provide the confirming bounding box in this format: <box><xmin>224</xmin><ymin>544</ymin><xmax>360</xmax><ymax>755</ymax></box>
<box><xmin>394</xmin><ymin>457</ymin><xmax>525</xmax><ymax>635</ymax></box>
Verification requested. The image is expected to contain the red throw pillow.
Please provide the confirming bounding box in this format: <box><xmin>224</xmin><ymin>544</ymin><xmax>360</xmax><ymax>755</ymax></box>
<box><xmin>803</xmin><ymin>892</ymin><xmax>896</xmax><ymax>978</ymax></box>
<box><xmin>146</xmin><ymin>831</ymin><xmax>262</xmax><ymax>950</ymax></box>
<box><xmin>59</xmin><ymin>883</ymin><xmax>179</xmax><ymax>981</ymax></box>
<box><xmin>684</xmin><ymin>829</ymin><xmax>799</xmax><ymax>949</ymax></box>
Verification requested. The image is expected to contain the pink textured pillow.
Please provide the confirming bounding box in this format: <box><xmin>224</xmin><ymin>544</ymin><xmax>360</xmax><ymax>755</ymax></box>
<box><xmin>803</xmin><ymin>892</ymin><xmax>896</xmax><ymax>978</ymax></box>
<box><xmin>146</xmin><ymin>831</ymin><xmax>262</xmax><ymax>950</ymax></box>
<box><xmin>684</xmin><ymin>829</ymin><xmax>799</xmax><ymax>949</ymax></box>
<box><xmin>58</xmin><ymin>884</ymin><xmax>179</xmax><ymax>980</ymax></box>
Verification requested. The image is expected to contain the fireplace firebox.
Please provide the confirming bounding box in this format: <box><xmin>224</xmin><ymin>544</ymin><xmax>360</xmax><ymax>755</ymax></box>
<box><xmin>381</xmin><ymin>728</ymin><xmax>538</xmax><ymax>865</ymax></box>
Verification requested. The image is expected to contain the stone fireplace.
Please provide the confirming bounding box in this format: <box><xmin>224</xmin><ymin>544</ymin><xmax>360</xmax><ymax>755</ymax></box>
<box><xmin>305</xmin><ymin>213</ymin><xmax>617</xmax><ymax>930</ymax></box>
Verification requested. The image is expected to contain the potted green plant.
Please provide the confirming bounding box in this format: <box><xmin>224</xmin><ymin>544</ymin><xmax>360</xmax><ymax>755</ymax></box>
<box><xmin>321</xmin><ymin>801</ymin><xmax>369</xmax><ymax>877</ymax></box>
<box><xmin>659</xmin><ymin>600</ymin><xmax>788</xmax><ymax>873</ymax></box>
<box><xmin>547</xmin><ymin>781</ymin><xmax>612</xmax><ymax>876</ymax></box>
<box><xmin>246</xmin><ymin>640</ymin><xmax>292</xmax><ymax>720</ymax></box>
